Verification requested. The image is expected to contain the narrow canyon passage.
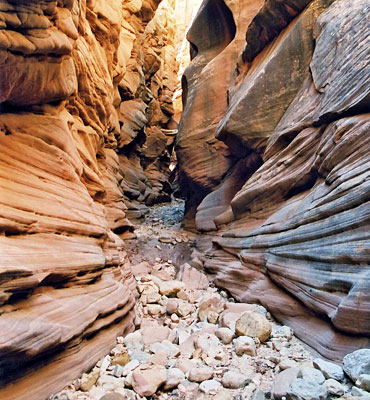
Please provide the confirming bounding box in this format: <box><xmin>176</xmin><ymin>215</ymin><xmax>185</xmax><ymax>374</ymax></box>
<box><xmin>0</xmin><ymin>0</ymin><xmax>369</xmax><ymax>399</ymax></box>
<box><xmin>50</xmin><ymin>200</ymin><xmax>323</xmax><ymax>400</ymax></box>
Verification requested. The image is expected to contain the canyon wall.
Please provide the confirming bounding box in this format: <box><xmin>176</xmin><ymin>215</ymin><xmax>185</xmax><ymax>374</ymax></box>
<box><xmin>177</xmin><ymin>0</ymin><xmax>370</xmax><ymax>361</ymax></box>
<box><xmin>0</xmin><ymin>0</ymin><xmax>179</xmax><ymax>398</ymax></box>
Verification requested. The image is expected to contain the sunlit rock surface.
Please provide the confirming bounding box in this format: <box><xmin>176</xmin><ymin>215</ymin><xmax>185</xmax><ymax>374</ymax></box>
<box><xmin>0</xmin><ymin>0</ymin><xmax>179</xmax><ymax>398</ymax></box>
<box><xmin>177</xmin><ymin>0</ymin><xmax>370</xmax><ymax>361</ymax></box>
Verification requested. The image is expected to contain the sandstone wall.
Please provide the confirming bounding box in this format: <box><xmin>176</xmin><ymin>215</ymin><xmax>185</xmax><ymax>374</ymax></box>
<box><xmin>177</xmin><ymin>0</ymin><xmax>370</xmax><ymax>361</ymax></box>
<box><xmin>0</xmin><ymin>0</ymin><xmax>178</xmax><ymax>398</ymax></box>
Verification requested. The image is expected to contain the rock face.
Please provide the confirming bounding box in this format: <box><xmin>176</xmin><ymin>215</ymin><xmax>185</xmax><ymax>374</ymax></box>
<box><xmin>176</xmin><ymin>0</ymin><xmax>370</xmax><ymax>361</ymax></box>
<box><xmin>0</xmin><ymin>0</ymin><xmax>180</xmax><ymax>399</ymax></box>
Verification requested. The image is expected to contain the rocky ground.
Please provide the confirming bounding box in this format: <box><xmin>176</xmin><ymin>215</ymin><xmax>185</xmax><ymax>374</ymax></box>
<box><xmin>51</xmin><ymin>200</ymin><xmax>370</xmax><ymax>400</ymax></box>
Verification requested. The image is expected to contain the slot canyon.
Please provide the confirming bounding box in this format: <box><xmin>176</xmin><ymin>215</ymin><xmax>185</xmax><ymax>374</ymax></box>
<box><xmin>0</xmin><ymin>0</ymin><xmax>369</xmax><ymax>399</ymax></box>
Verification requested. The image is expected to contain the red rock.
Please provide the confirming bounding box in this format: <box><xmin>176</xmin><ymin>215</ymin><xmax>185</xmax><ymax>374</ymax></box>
<box><xmin>178</xmin><ymin>0</ymin><xmax>370</xmax><ymax>361</ymax></box>
<box><xmin>0</xmin><ymin>0</ymin><xmax>180</xmax><ymax>397</ymax></box>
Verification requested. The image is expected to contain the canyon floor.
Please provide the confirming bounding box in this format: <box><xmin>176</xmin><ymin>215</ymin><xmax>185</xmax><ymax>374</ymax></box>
<box><xmin>50</xmin><ymin>200</ymin><xmax>362</xmax><ymax>400</ymax></box>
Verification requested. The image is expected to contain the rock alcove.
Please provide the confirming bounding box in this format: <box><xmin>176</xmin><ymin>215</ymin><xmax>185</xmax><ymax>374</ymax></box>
<box><xmin>0</xmin><ymin>0</ymin><xmax>369</xmax><ymax>399</ymax></box>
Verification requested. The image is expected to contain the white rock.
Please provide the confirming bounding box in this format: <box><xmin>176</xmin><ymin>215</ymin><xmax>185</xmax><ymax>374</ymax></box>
<box><xmin>121</xmin><ymin>360</ymin><xmax>140</xmax><ymax>377</ymax></box>
<box><xmin>113</xmin><ymin>364</ymin><xmax>123</xmax><ymax>378</ymax></box>
<box><xmin>125</xmin><ymin>371</ymin><xmax>133</xmax><ymax>388</ymax></box>
<box><xmin>149</xmin><ymin>340</ymin><xmax>180</xmax><ymax>358</ymax></box>
<box><xmin>221</xmin><ymin>371</ymin><xmax>251</xmax><ymax>389</ymax></box>
<box><xmin>123</xmin><ymin>332</ymin><xmax>143</xmax><ymax>352</ymax></box>
<box><xmin>171</xmin><ymin>313</ymin><xmax>180</xmax><ymax>323</ymax></box>
<box><xmin>352</xmin><ymin>386</ymin><xmax>370</xmax><ymax>398</ymax></box>
<box><xmin>300</xmin><ymin>367</ymin><xmax>325</xmax><ymax>385</ymax></box>
<box><xmin>199</xmin><ymin>379</ymin><xmax>221</xmax><ymax>394</ymax></box>
<box><xmin>288</xmin><ymin>378</ymin><xmax>327</xmax><ymax>400</ymax></box>
<box><xmin>215</xmin><ymin>327</ymin><xmax>234</xmax><ymax>344</ymax></box>
<box><xmin>313</xmin><ymin>358</ymin><xmax>344</xmax><ymax>381</ymax></box>
<box><xmin>100</xmin><ymin>355</ymin><xmax>111</xmax><ymax>373</ymax></box>
<box><xmin>163</xmin><ymin>368</ymin><xmax>185</xmax><ymax>390</ymax></box>
<box><xmin>323</xmin><ymin>379</ymin><xmax>345</xmax><ymax>396</ymax></box>
<box><xmin>188</xmin><ymin>364</ymin><xmax>214</xmax><ymax>382</ymax></box>
<box><xmin>343</xmin><ymin>349</ymin><xmax>370</xmax><ymax>382</ymax></box>
<box><xmin>177</xmin><ymin>301</ymin><xmax>194</xmax><ymax>318</ymax></box>
<box><xmin>233</xmin><ymin>336</ymin><xmax>256</xmax><ymax>356</ymax></box>
<box><xmin>279</xmin><ymin>359</ymin><xmax>298</xmax><ymax>371</ymax></box>
<box><xmin>357</xmin><ymin>374</ymin><xmax>370</xmax><ymax>392</ymax></box>
<box><xmin>194</xmin><ymin>333</ymin><xmax>219</xmax><ymax>354</ymax></box>
<box><xmin>147</xmin><ymin>304</ymin><xmax>163</xmax><ymax>316</ymax></box>
<box><xmin>272</xmin><ymin>325</ymin><xmax>294</xmax><ymax>340</ymax></box>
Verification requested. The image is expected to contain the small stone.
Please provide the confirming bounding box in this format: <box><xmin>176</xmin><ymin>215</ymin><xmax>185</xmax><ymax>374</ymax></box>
<box><xmin>287</xmin><ymin>378</ymin><xmax>327</xmax><ymax>400</ymax></box>
<box><xmin>123</xmin><ymin>332</ymin><xmax>143</xmax><ymax>352</ymax></box>
<box><xmin>113</xmin><ymin>364</ymin><xmax>124</xmax><ymax>378</ymax></box>
<box><xmin>121</xmin><ymin>360</ymin><xmax>140</xmax><ymax>377</ymax></box>
<box><xmin>140</xmin><ymin>323</ymin><xmax>170</xmax><ymax>344</ymax></box>
<box><xmin>351</xmin><ymin>386</ymin><xmax>370</xmax><ymax>398</ymax></box>
<box><xmin>163</xmin><ymin>368</ymin><xmax>185</xmax><ymax>390</ymax></box>
<box><xmin>235</xmin><ymin>311</ymin><xmax>271</xmax><ymax>342</ymax></box>
<box><xmin>219</xmin><ymin>311</ymin><xmax>239</xmax><ymax>331</ymax></box>
<box><xmin>234</xmin><ymin>336</ymin><xmax>256</xmax><ymax>356</ymax></box>
<box><xmin>125</xmin><ymin>371</ymin><xmax>133</xmax><ymax>388</ymax></box>
<box><xmin>323</xmin><ymin>379</ymin><xmax>345</xmax><ymax>396</ymax></box>
<box><xmin>215</xmin><ymin>327</ymin><xmax>234</xmax><ymax>344</ymax></box>
<box><xmin>159</xmin><ymin>236</ymin><xmax>172</xmax><ymax>243</ymax></box>
<box><xmin>313</xmin><ymin>358</ymin><xmax>344</xmax><ymax>381</ymax></box>
<box><xmin>171</xmin><ymin>313</ymin><xmax>180</xmax><ymax>323</ymax></box>
<box><xmin>221</xmin><ymin>371</ymin><xmax>251</xmax><ymax>389</ymax></box>
<box><xmin>80</xmin><ymin>369</ymin><xmax>100</xmax><ymax>391</ymax></box>
<box><xmin>100</xmin><ymin>355</ymin><xmax>111</xmax><ymax>372</ymax></box>
<box><xmin>175</xmin><ymin>358</ymin><xmax>197</xmax><ymax>374</ymax></box>
<box><xmin>166</xmin><ymin>298</ymin><xmax>179</xmax><ymax>314</ymax></box>
<box><xmin>177</xmin><ymin>301</ymin><xmax>194</xmax><ymax>318</ymax></box>
<box><xmin>131</xmin><ymin>363</ymin><xmax>167</xmax><ymax>397</ymax></box>
<box><xmin>198</xmin><ymin>297</ymin><xmax>225</xmax><ymax>322</ymax></box>
<box><xmin>117</xmin><ymin>336</ymin><xmax>124</xmax><ymax>344</ymax></box>
<box><xmin>207</xmin><ymin>311</ymin><xmax>219</xmax><ymax>324</ymax></box>
<box><xmin>343</xmin><ymin>349</ymin><xmax>370</xmax><ymax>382</ymax></box>
<box><xmin>177</xmin><ymin>289</ymin><xmax>191</xmax><ymax>302</ymax></box>
<box><xmin>279</xmin><ymin>359</ymin><xmax>298</xmax><ymax>371</ymax></box>
<box><xmin>199</xmin><ymin>379</ymin><xmax>221</xmax><ymax>394</ymax></box>
<box><xmin>147</xmin><ymin>304</ymin><xmax>163</xmax><ymax>316</ymax></box>
<box><xmin>272</xmin><ymin>325</ymin><xmax>294</xmax><ymax>340</ymax></box>
<box><xmin>150</xmin><ymin>340</ymin><xmax>180</xmax><ymax>358</ymax></box>
<box><xmin>159</xmin><ymin>280</ymin><xmax>185</xmax><ymax>297</ymax></box>
<box><xmin>129</xmin><ymin>350</ymin><xmax>151</xmax><ymax>363</ymax></box>
<box><xmin>272</xmin><ymin>367</ymin><xmax>300</xmax><ymax>400</ymax></box>
<box><xmin>357</xmin><ymin>375</ymin><xmax>370</xmax><ymax>392</ymax></box>
<box><xmin>177</xmin><ymin>328</ymin><xmax>191</xmax><ymax>345</ymax></box>
<box><xmin>188</xmin><ymin>364</ymin><xmax>214</xmax><ymax>382</ymax></box>
<box><xmin>150</xmin><ymin>351</ymin><xmax>168</xmax><ymax>366</ymax></box>
<box><xmin>111</xmin><ymin>351</ymin><xmax>130</xmax><ymax>367</ymax></box>
<box><xmin>146</xmin><ymin>291</ymin><xmax>161</xmax><ymax>304</ymax></box>
<box><xmin>195</xmin><ymin>332</ymin><xmax>220</xmax><ymax>354</ymax></box>
<box><xmin>300</xmin><ymin>367</ymin><xmax>325</xmax><ymax>385</ymax></box>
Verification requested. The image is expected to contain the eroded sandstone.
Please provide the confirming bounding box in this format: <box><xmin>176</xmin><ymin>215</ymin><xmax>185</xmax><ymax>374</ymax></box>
<box><xmin>177</xmin><ymin>0</ymin><xmax>370</xmax><ymax>361</ymax></box>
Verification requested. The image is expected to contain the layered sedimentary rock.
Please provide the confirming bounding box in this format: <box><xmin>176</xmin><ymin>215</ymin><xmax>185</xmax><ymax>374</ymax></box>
<box><xmin>0</xmin><ymin>0</ymin><xmax>179</xmax><ymax>398</ymax></box>
<box><xmin>118</xmin><ymin>0</ymin><xmax>180</xmax><ymax>220</ymax></box>
<box><xmin>177</xmin><ymin>0</ymin><xmax>370</xmax><ymax>361</ymax></box>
